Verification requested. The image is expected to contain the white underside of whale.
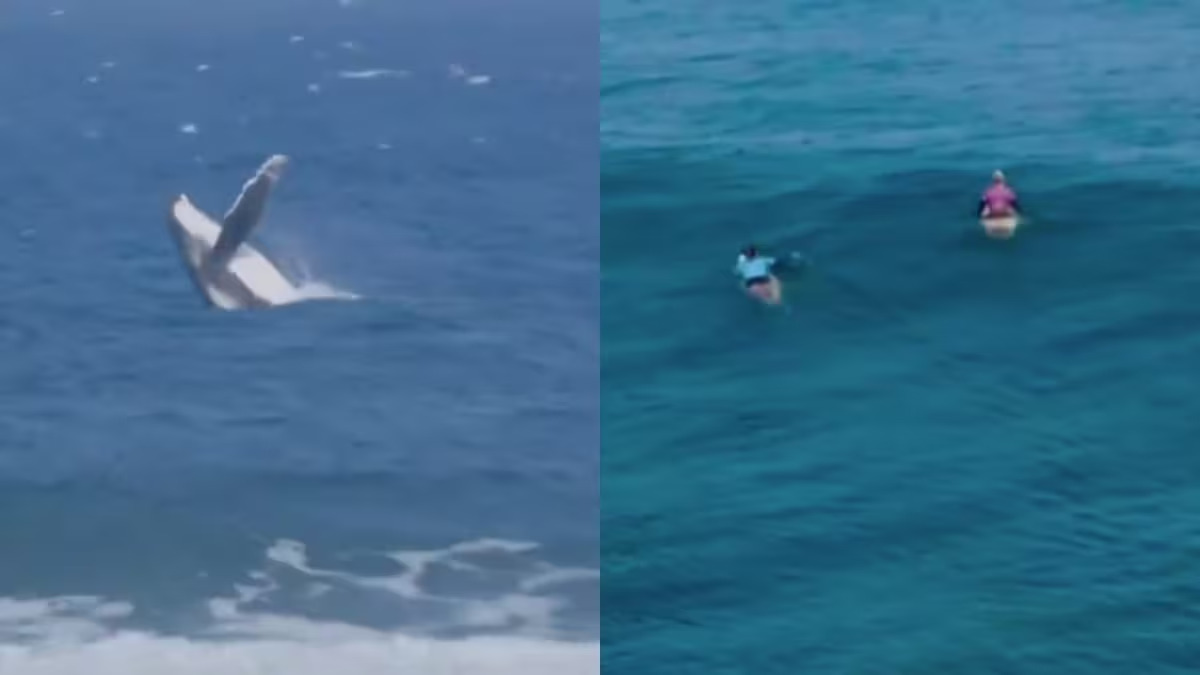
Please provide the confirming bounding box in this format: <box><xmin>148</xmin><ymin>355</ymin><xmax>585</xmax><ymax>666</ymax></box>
<box><xmin>168</xmin><ymin>194</ymin><xmax>304</xmax><ymax>309</ymax></box>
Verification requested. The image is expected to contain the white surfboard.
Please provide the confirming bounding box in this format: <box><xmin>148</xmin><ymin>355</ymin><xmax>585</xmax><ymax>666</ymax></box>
<box><xmin>981</xmin><ymin>215</ymin><xmax>1020</xmax><ymax>239</ymax></box>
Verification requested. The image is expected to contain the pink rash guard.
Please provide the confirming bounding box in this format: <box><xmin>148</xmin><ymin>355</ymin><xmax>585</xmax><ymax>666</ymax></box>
<box><xmin>982</xmin><ymin>183</ymin><xmax>1017</xmax><ymax>217</ymax></box>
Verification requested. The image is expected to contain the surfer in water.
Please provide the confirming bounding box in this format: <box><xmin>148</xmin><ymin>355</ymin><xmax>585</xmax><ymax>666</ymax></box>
<box><xmin>735</xmin><ymin>245</ymin><xmax>804</xmax><ymax>305</ymax></box>
<box><xmin>978</xmin><ymin>169</ymin><xmax>1021</xmax><ymax>219</ymax></box>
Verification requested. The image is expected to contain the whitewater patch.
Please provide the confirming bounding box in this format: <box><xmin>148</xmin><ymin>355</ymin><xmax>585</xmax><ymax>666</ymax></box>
<box><xmin>0</xmin><ymin>538</ymin><xmax>598</xmax><ymax>675</ymax></box>
<box><xmin>337</xmin><ymin>69</ymin><xmax>409</xmax><ymax>80</ymax></box>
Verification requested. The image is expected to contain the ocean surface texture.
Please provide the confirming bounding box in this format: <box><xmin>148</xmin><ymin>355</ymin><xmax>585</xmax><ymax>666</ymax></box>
<box><xmin>0</xmin><ymin>0</ymin><xmax>597</xmax><ymax>672</ymax></box>
<box><xmin>604</xmin><ymin>1</ymin><xmax>1200</xmax><ymax>672</ymax></box>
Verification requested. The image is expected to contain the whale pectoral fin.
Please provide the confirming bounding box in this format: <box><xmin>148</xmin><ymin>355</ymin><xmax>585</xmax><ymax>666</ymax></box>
<box><xmin>210</xmin><ymin>154</ymin><xmax>290</xmax><ymax>271</ymax></box>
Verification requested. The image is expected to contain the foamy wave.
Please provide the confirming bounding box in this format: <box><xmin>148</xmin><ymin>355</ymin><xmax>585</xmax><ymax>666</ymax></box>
<box><xmin>0</xmin><ymin>626</ymin><xmax>596</xmax><ymax>674</ymax></box>
<box><xmin>256</xmin><ymin>538</ymin><xmax>599</xmax><ymax>637</ymax></box>
<box><xmin>0</xmin><ymin>538</ymin><xmax>598</xmax><ymax>674</ymax></box>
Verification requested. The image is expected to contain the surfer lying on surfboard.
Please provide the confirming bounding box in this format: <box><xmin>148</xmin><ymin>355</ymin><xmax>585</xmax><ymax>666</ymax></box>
<box><xmin>978</xmin><ymin>169</ymin><xmax>1021</xmax><ymax>219</ymax></box>
<box><xmin>734</xmin><ymin>245</ymin><xmax>806</xmax><ymax>305</ymax></box>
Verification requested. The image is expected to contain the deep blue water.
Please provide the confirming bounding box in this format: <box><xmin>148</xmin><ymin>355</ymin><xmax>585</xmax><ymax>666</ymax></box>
<box><xmin>0</xmin><ymin>0</ymin><xmax>597</xmax><ymax>672</ymax></box>
<box><xmin>604</xmin><ymin>1</ymin><xmax>1200</xmax><ymax>672</ymax></box>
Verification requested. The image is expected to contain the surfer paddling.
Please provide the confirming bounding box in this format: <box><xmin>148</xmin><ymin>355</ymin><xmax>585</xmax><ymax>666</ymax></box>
<box><xmin>977</xmin><ymin>169</ymin><xmax>1024</xmax><ymax>239</ymax></box>
<box><xmin>734</xmin><ymin>245</ymin><xmax>806</xmax><ymax>306</ymax></box>
<box><xmin>978</xmin><ymin>169</ymin><xmax>1021</xmax><ymax>219</ymax></box>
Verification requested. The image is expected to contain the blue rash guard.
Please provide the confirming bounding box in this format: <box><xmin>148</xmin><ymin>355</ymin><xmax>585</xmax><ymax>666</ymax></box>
<box><xmin>735</xmin><ymin>255</ymin><xmax>776</xmax><ymax>284</ymax></box>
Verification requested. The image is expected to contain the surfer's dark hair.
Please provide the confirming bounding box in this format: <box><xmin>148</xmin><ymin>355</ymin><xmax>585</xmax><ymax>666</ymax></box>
<box><xmin>742</xmin><ymin>245</ymin><xmax>758</xmax><ymax>257</ymax></box>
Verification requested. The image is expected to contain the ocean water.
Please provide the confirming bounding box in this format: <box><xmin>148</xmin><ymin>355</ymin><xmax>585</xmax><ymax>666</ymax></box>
<box><xmin>603</xmin><ymin>1</ymin><xmax>1200</xmax><ymax>672</ymax></box>
<box><xmin>0</xmin><ymin>0</ymin><xmax>597</xmax><ymax>672</ymax></box>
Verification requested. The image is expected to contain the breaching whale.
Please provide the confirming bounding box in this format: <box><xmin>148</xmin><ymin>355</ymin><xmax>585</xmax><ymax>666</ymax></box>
<box><xmin>166</xmin><ymin>154</ymin><xmax>329</xmax><ymax>310</ymax></box>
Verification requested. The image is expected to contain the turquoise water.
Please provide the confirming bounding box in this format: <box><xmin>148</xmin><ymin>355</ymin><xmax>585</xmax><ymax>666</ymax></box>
<box><xmin>603</xmin><ymin>1</ymin><xmax>1200</xmax><ymax>671</ymax></box>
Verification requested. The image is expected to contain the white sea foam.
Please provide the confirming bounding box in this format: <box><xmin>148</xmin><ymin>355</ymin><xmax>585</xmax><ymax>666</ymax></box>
<box><xmin>0</xmin><ymin>627</ymin><xmax>597</xmax><ymax>674</ymax></box>
<box><xmin>291</xmin><ymin>280</ymin><xmax>360</xmax><ymax>303</ymax></box>
<box><xmin>448</xmin><ymin>65</ymin><xmax>491</xmax><ymax>85</ymax></box>
<box><xmin>0</xmin><ymin>539</ymin><xmax>598</xmax><ymax>674</ymax></box>
<box><xmin>337</xmin><ymin>69</ymin><xmax>408</xmax><ymax>80</ymax></box>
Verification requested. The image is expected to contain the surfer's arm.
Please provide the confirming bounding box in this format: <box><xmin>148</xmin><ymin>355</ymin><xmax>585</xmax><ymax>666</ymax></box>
<box><xmin>771</xmin><ymin>252</ymin><xmax>810</xmax><ymax>269</ymax></box>
<box><xmin>733</xmin><ymin>255</ymin><xmax>747</xmax><ymax>275</ymax></box>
